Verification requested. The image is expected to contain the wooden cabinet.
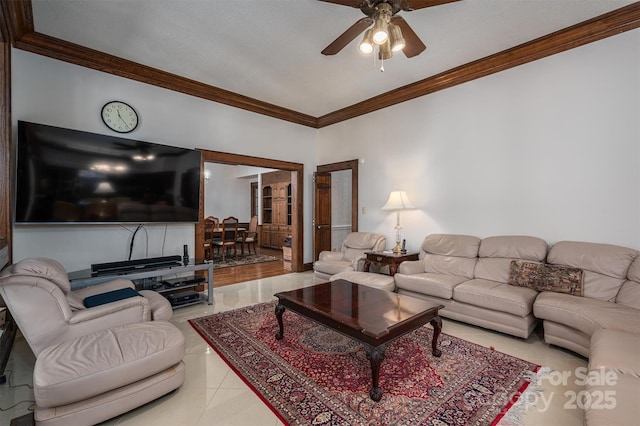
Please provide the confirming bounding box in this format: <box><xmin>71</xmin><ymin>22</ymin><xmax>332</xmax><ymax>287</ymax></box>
<box><xmin>261</xmin><ymin>171</ymin><xmax>291</xmax><ymax>249</ymax></box>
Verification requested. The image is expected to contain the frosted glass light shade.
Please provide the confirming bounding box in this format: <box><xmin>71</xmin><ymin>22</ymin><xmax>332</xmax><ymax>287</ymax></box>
<box><xmin>359</xmin><ymin>29</ymin><xmax>374</xmax><ymax>55</ymax></box>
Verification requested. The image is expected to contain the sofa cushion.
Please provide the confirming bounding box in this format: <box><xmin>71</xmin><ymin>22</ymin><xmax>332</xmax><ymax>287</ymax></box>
<box><xmin>421</xmin><ymin>234</ymin><xmax>481</xmax><ymax>258</ymax></box>
<box><xmin>533</xmin><ymin>292</ymin><xmax>640</xmax><ymax>337</ymax></box>
<box><xmin>584</xmin><ymin>373</ymin><xmax>640</xmax><ymax>426</ymax></box>
<box><xmin>508</xmin><ymin>260</ymin><xmax>584</xmax><ymax>296</ymax></box>
<box><xmin>547</xmin><ymin>241</ymin><xmax>638</xmax><ymax>302</ymax></box>
<box><xmin>394</xmin><ymin>273</ymin><xmax>468</xmax><ymax>299</ymax></box>
<box><xmin>343</xmin><ymin>232</ymin><xmax>383</xmax><ymax>250</ymax></box>
<box><xmin>418</xmin><ymin>234</ymin><xmax>480</xmax><ymax>278</ymax></box>
<box><xmin>617</xmin><ymin>256</ymin><xmax>640</xmax><ymax>310</ymax></box>
<box><xmin>589</xmin><ymin>329</ymin><xmax>640</xmax><ymax>377</ymax></box>
<box><xmin>586</xmin><ymin>329</ymin><xmax>640</xmax><ymax>426</ymax></box>
<box><xmin>313</xmin><ymin>260</ymin><xmax>354</xmax><ymax>276</ymax></box>
<box><xmin>422</xmin><ymin>255</ymin><xmax>478</xmax><ymax>278</ymax></box>
<box><xmin>475</xmin><ymin>236</ymin><xmax>547</xmax><ymax>283</ymax></box>
<box><xmin>453</xmin><ymin>279</ymin><xmax>538</xmax><ymax>317</ymax></box>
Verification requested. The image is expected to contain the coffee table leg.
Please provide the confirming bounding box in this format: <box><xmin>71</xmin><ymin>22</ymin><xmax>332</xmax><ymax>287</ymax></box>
<box><xmin>275</xmin><ymin>304</ymin><xmax>285</xmax><ymax>340</ymax></box>
<box><xmin>430</xmin><ymin>315</ymin><xmax>443</xmax><ymax>357</ymax></box>
<box><xmin>365</xmin><ymin>344</ymin><xmax>386</xmax><ymax>402</ymax></box>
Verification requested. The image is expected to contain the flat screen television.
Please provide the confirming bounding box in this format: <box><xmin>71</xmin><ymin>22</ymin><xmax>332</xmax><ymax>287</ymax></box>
<box><xmin>15</xmin><ymin>121</ymin><xmax>202</xmax><ymax>224</ymax></box>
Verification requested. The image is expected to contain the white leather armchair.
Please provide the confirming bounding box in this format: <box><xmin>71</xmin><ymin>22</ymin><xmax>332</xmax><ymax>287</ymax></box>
<box><xmin>0</xmin><ymin>257</ymin><xmax>172</xmax><ymax>356</ymax></box>
<box><xmin>313</xmin><ymin>232</ymin><xmax>386</xmax><ymax>281</ymax></box>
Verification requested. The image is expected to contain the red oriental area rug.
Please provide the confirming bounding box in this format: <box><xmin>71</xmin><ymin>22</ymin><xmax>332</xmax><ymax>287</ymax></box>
<box><xmin>189</xmin><ymin>301</ymin><xmax>540</xmax><ymax>425</ymax></box>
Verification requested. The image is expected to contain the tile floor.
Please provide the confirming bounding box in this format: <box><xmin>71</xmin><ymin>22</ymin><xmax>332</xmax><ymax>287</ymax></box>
<box><xmin>0</xmin><ymin>272</ymin><xmax>588</xmax><ymax>425</ymax></box>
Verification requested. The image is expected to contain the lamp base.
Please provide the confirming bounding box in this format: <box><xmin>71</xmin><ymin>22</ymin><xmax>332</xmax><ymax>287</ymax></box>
<box><xmin>392</xmin><ymin>241</ymin><xmax>402</xmax><ymax>254</ymax></box>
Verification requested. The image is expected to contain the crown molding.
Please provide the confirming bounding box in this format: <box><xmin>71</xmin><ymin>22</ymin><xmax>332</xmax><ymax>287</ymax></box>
<box><xmin>3</xmin><ymin>0</ymin><xmax>640</xmax><ymax>129</ymax></box>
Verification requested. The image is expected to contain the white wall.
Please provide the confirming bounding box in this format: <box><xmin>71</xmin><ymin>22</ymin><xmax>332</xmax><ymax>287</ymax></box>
<box><xmin>11</xmin><ymin>49</ymin><xmax>318</xmax><ymax>271</ymax></box>
<box><xmin>318</xmin><ymin>30</ymin><xmax>640</xmax><ymax>252</ymax></box>
<box><xmin>203</xmin><ymin>163</ymin><xmax>252</xmax><ymax>221</ymax></box>
<box><xmin>11</xmin><ymin>28</ymin><xmax>640</xmax><ymax>271</ymax></box>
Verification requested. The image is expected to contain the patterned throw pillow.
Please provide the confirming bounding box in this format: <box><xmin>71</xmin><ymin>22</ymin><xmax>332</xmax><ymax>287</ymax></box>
<box><xmin>508</xmin><ymin>260</ymin><xmax>584</xmax><ymax>296</ymax></box>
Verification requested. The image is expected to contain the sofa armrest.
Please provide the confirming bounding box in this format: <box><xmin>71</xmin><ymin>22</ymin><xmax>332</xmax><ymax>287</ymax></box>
<box><xmin>68</xmin><ymin>296</ymin><xmax>150</xmax><ymax>324</ymax></box>
<box><xmin>398</xmin><ymin>260</ymin><xmax>424</xmax><ymax>275</ymax></box>
<box><xmin>318</xmin><ymin>251</ymin><xmax>345</xmax><ymax>262</ymax></box>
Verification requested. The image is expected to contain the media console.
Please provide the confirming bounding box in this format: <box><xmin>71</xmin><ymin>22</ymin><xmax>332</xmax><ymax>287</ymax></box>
<box><xmin>69</xmin><ymin>259</ymin><xmax>214</xmax><ymax>306</ymax></box>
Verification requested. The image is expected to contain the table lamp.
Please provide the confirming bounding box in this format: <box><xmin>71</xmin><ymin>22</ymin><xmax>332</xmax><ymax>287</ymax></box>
<box><xmin>381</xmin><ymin>190</ymin><xmax>415</xmax><ymax>253</ymax></box>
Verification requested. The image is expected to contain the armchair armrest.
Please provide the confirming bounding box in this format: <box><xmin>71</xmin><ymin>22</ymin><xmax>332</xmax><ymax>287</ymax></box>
<box><xmin>68</xmin><ymin>296</ymin><xmax>149</xmax><ymax>325</ymax></box>
<box><xmin>397</xmin><ymin>260</ymin><xmax>424</xmax><ymax>275</ymax></box>
<box><xmin>351</xmin><ymin>255</ymin><xmax>367</xmax><ymax>271</ymax></box>
<box><xmin>318</xmin><ymin>251</ymin><xmax>345</xmax><ymax>262</ymax></box>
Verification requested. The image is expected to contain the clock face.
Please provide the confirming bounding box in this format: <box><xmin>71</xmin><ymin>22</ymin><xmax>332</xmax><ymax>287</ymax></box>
<box><xmin>101</xmin><ymin>101</ymin><xmax>138</xmax><ymax>133</ymax></box>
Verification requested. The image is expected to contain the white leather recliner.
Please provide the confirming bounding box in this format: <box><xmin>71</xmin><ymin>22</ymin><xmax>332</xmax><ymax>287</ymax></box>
<box><xmin>0</xmin><ymin>257</ymin><xmax>172</xmax><ymax>356</ymax></box>
<box><xmin>313</xmin><ymin>232</ymin><xmax>386</xmax><ymax>281</ymax></box>
<box><xmin>0</xmin><ymin>257</ymin><xmax>185</xmax><ymax>425</ymax></box>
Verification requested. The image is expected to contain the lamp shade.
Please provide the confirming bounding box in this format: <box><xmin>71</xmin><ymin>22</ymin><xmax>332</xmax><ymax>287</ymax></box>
<box><xmin>95</xmin><ymin>181</ymin><xmax>115</xmax><ymax>194</ymax></box>
<box><xmin>381</xmin><ymin>190</ymin><xmax>415</xmax><ymax>211</ymax></box>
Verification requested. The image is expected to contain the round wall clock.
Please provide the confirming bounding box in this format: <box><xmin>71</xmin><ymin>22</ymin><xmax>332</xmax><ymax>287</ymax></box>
<box><xmin>101</xmin><ymin>101</ymin><xmax>139</xmax><ymax>133</ymax></box>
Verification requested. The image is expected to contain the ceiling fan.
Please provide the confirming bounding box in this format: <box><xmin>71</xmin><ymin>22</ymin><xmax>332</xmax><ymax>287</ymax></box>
<box><xmin>320</xmin><ymin>0</ymin><xmax>461</xmax><ymax>59</ymax></box>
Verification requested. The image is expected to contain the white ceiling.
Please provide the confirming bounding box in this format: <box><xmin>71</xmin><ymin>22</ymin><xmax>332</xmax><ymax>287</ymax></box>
<box><xmin>31</xmin><ymin>0</ymin><xmax>636</xmax><ymax>117</ymax></box>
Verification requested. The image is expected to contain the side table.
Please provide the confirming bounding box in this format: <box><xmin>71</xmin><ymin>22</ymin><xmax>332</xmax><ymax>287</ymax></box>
<box><xmin>364</xmin><ymin>251</ymin><xmax>419</xmax><ymax>276</ymax></box>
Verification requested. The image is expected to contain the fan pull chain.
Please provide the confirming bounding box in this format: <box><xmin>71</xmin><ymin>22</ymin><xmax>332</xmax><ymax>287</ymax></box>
<box><xmin>379</xmin><ymin>46</ymin><xmax>385</xmax><ymax>72</ymax></box>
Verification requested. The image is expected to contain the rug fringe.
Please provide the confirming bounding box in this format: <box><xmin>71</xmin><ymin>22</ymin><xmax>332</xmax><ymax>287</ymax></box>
<box><xmin>496</xmin><ymin>366</ymin><xmax>551</xmax><ymax>426</ymax></box>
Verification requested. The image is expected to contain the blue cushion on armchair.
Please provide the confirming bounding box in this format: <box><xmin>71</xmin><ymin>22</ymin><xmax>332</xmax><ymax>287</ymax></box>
<box><xmin>83</xmin><ymin>287</ymin><xmax>141</xmax><ymax>308</ymax></box>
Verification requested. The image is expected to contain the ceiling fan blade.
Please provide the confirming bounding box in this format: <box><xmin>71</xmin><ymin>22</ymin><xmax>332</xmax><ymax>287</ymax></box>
<box><xmin>391</xmin><ymin>16</ymin><xmax>426</xmax><ymax>58</ymax></box>
<box><xmin>321</xmin><ymin>17</ymin><xmax>373</xmax><ymax>55</ymax></box>
<box><xmin>401</xmin><ymin>0</ymin><xmax>461</xmax><ymax>11</ymax></box>
<box><xmin>317</xmin><ymin>0</ymin><xmax>362</xmax><ymax>8</ymax></box>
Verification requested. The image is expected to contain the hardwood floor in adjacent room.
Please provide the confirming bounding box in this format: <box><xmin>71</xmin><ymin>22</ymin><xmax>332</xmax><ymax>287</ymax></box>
<box><xmin>213</xmin><ymin>246</ymin><xmax>291</xmax><ymax>287</ymax></box>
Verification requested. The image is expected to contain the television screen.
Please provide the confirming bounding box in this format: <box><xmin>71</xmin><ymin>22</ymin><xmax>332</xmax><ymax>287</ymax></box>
<box><xmin>15</xmin><ymin>121</ymin><xmax>201</xmax><ymax>224</ymax></box>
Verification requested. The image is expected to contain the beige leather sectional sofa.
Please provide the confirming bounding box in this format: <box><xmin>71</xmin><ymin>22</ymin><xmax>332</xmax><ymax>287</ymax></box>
<box><xmin>395</xmin><ymin>234</ymin><xmax>547</xmax><ymax>339</ymax></box>
<box><xmin>394</xmin><ymin>234</ymin><xmax>640</xmax><ymax>425</ymax></box>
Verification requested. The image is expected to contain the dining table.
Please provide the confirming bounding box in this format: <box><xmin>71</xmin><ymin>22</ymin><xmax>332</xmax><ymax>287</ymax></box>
<box><xmin>206</xmin><ymin>227</ymin><xmax>246</xmax><ymax>239</ymax></box>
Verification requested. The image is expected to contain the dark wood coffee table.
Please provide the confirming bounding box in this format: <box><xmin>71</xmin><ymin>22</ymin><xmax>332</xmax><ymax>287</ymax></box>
<box><xmin>274</xmin><ymin>279</ymin><xmax>444</xmax><ymax>401</ymax></box>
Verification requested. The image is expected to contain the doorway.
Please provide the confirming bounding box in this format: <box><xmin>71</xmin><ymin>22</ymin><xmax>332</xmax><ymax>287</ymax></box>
<box><xmin>195</xmin><ymin>150</ymin><xmax>303</xmax><ymax>273</ymax></box>
<box><xmin>314</xmin><ymin>159</ymin><xmax>359</xmax><ymax>260</ymax></box>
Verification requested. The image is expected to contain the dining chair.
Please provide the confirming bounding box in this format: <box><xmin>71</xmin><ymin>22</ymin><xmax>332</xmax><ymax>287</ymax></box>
<box><xmin>238</xmin><ymin>215</ymin><xmax>258</xmax><ymax>255</ymax></box>
<box><xmin>213</xmin><ymin>216</ymin><xmax>239</xmax><ymax>262</ymax></box>
<box><xmin>203</xmin><ymin>216</ymin><xmax>220</xmax><ymax>261</ymax></box>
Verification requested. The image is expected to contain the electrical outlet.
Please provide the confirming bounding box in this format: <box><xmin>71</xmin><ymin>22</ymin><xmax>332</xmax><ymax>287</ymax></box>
<box><xmin>362</xmin><ymin>207</ymin><xmax>367</xmax><ymax>214</ymax></box>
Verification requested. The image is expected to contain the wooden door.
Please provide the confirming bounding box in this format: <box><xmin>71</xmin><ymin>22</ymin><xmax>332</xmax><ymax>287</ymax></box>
<box><xmin>314</xmin><ymin>172</ymin><xmax>331</xmax><ymax>261</ymax></box>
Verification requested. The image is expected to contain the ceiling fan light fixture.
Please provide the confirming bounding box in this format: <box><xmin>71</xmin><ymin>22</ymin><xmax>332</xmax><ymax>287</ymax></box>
<box><xmin>359</xmin><ymin>28</ymin><xmax>374</xmax><ymax>55</ymax></box>
<box><xmin>378</xmin><ymin>39</ymin><xmax>392</xmax><ymax>60</ymax></box>
<box><xmin>390</xmin><ymin>24</ymin><xmax>406</xmax><ymax>52</ymax></box>
<box><xmin>372</xmin><ymin>2</ymin><xmax>392</xmax><ymax>45</ymax></box>
<box><xmin>372</xmin><ymin>18</ymin><xmax>388</xmax><ymax>45</ymax></box>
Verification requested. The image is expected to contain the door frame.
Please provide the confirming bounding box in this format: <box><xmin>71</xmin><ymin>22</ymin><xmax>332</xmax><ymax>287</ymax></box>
<box><xmin>316</xmin><ymin>159</ymin><xmax>359</xmax><ymax>232</ymax></box>
<box><xmin>196</xmin><ymin>150</ymin><xmax>304</xmax><ymax>272</ymax></box>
